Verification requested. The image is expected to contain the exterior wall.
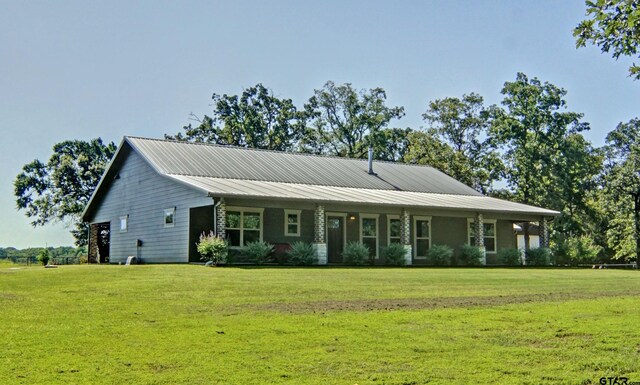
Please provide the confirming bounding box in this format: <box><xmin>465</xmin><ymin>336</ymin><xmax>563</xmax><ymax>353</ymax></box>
<box><xmin>215</xmin><ymin>198</ymin><xmax>523</xmax><ymax>266</ymax></box>
<box><xmin>90</xmin><ymin>151</ymin><xmax>211</xmax><ymax>263</ymax></box>
<box><xmin>262</xmin><ymin>207</ymin><xmax>314</xmax><ymax>244</ymax></box>
<box><xmin>428</xmin><ymin>216</ymin><xmax>468</xmax><ymax>265</ymax></box>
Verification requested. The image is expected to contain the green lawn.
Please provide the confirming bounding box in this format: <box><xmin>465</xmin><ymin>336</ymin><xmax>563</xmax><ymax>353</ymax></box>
<box><xmin>1</xmin><ymin>265</ymin><xmax>639</xmax><ymax>385</ymax></box>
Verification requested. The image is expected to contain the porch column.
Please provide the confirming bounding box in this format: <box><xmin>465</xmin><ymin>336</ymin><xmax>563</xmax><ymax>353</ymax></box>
<box><xmin>88</xmin><ymin>224</ymin><xmax>99</xmax><ymax>264</ymax></box>
<box><xmin>474</xmin><ymin>212</ymin><xmax>487</xmax><ymax>265</ymax></box>
<box><xmin>539</xmin><ymin>216</ymin><xmax>550</xmax><ymax>248</ymax></box>
<box><xmin>215</xmin><ymin>198</ymin><xmax>226</xmax><ymax>239</ymax></box>
<box><xmin>401</xmin><ymin>208</ymin><xmax>412</xmax><ymax>265</ymax></box>
<box><xmin>313</xmin><ymin>204</ymin><xmax>327</xmax><ymax>265</ymax></box>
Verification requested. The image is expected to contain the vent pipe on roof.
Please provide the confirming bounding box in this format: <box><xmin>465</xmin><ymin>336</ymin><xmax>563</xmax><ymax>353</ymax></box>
<box><xmin>368</xmin><ymin>147</ymin><xmax>375</xmax><ymax>175</ymax></box>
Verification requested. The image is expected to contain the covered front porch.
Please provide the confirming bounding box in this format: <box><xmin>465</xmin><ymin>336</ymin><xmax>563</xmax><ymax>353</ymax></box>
<box><xmin>188</xmin><ymin>197</ymin><xmax>552</xmax><ymax>265</ymax></box>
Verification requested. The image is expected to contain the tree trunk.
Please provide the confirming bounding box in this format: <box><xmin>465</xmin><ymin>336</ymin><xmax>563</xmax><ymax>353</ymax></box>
<box><xmin>523</xmin><ymin>222</ymin><xmax>531</xmax><ymax>255</ymax></box>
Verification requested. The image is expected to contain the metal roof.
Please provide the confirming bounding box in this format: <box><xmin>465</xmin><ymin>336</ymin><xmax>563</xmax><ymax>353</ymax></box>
<box><xmin>166</xmin><ymin>174</ymin><xmax>559</xmax><ymax>216</ymax></box>
<box><xmin>82</xmin><ymin>136</ymin><xmax>560</xmax><ymax>221</ymax></box>
<box><xmin>126</xmin><ymin>136</ymin><xmax>483</xmax><ymax>196</ymax></box>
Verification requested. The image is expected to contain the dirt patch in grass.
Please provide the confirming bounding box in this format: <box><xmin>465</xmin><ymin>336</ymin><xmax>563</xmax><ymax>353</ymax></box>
<box><xmin>249</xmin><ymin>290</ymin><xmax>640</xmax><ymax>314</ymax></box>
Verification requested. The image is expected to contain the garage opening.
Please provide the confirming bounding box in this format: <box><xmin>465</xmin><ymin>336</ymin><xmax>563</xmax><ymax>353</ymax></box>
<box><xmin>88</xmin><ymin>222</ymin><xmax>111</xmax><ymax>263</ymax></box>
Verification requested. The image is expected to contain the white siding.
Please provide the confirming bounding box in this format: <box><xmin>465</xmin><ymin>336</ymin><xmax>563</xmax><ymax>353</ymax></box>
<box><xmin>91</xmin><ymin>151</ymin><xmax>212</xmax><ymax>263</ymax></box>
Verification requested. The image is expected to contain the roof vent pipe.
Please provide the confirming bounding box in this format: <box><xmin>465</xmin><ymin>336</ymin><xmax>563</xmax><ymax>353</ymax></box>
<box><xmin>368</xmin><ymin>147</ymin><xmax>374</xmax><ymax>175</ymax></box>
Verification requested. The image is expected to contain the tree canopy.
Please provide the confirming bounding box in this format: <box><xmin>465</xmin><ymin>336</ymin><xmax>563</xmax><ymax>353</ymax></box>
<box><xmin>14</xmin><ymin>138</ymin><xmax>117</xmax><ymax>246</ymax></box>
<box><xmin>302</xmin><ymin>81</ymin><xmax>405</xmax><ymax>158</ymax></box>
<box><xmin>167</xmin><ymin>84</ymin><xmax>306</xmax><ymax>151</ymax></box>
<box><xmin>601</xmin><ymin>118</ymin><xmax>640</xmax><ymax>261</ymax></box>
<box><xmin>422</xmin><ymin>93</ymin><xmax>503</xmax><ymax>193</ymax></box>
<box><xmin>574</xmin><ymin>0</ymin><xmax>640</xmax><ymax>80</ymax></box>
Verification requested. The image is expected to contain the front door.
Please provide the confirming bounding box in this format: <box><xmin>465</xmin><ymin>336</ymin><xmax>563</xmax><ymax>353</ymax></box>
<box><xmin>327</xmin><ymin>216</ymin><xmax>345</xmax><ymax>263</ymax></box>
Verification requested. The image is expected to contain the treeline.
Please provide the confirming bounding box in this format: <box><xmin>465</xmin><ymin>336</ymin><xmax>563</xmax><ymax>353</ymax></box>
<box><xmin>0</xmin><ymin>246</ymin><xmax>85</xmax><ymax>260</ymax></box>
<box><xmin>13</xmin><ymin>74</ymin><xmax>640</xmax><ymax>264</ymax></box>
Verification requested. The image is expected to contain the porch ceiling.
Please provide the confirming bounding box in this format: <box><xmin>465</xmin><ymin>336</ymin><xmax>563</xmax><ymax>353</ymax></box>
<box><xmin>166</xmin><ymin>174</ymin><xmax>560</xmax><ymax>217</ymax></box>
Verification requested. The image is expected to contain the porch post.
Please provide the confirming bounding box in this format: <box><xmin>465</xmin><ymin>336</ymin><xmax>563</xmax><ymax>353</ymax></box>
<box><xmin>313</xmin><ymin>204</ymin><xmax>327</xmax><ymax>265</ymax></box>
<box><xmin>401</xmin><ymin>208</ymin><xmax>412</xmax><ymax>265</ymax></box>
<box><xmin>474</xmin><ymin>212</ymin><xmax>487</xmax><ymax>265</ymax></box>
<box><xmin>88</xmin><ymin>224</ymin><xmax>99</xmax><ymax>264</ymax></box>
<box><xmin>539</xmin><ymin>216</ymin><xmax>550</xmax><ymax>248</ymax></box>
<box><xmin>215</xmin><ymin>198</ymin><xmax>226</xmax><ymax>239</ymax></box>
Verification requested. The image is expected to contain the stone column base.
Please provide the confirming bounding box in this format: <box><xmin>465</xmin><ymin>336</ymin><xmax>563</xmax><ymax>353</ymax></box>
<box><xmin>403</xmin><ymin>245</ymin><xmax>412</xmax><ymax>266</ymax></box>
<box><xmin>479</xmin><ymin>246</ymin><xmax>487</xmax><ymax>265</ymax></box>
<box><xmin>313</xmin><ymin>243</ymin><xmax>327</xmax><ymax>265</ymax></box>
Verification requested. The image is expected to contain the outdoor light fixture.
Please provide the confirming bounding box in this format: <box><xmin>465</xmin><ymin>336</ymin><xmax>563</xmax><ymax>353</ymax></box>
<box><xmin>349</xmin><ymin>215</ymin><xmax>356</xmax><ymax>221</ymax></box>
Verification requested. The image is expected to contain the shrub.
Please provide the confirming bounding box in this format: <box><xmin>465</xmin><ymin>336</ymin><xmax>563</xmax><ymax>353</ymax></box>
<box><xmin>287</xmin><ymin>242</ymin><xmax>316</xmax><ymax>265</ymax></box>
<box><xmin>382</xmin><ymin>243</ymin><xmax>406</xmax><ymax>266</ymax></box>
<box><xmin>526</xmin><ymin>247</ymin><xmax>551</xmax><ymax>266</ymax></box>
<box><xmin>427</xmin><ymin>244</ymin><xmax>453</xmax><ymax>266</ymax></box>
<box><xmin>197</xmin><ymin>232</ymin><xmax>228</xmax><ymax>265</ymax></box>
<box><xmin>243</xmin><ymin>241</ymin><xmax>274</xmax><ymax>265</ymax></box>
<box><xmin>37</xmin><ymin>249</ymin><xmax>50</xmax><ymax>266</ymax></box>
<box><xmin>342</xmin><ymin>242</ymin><xmax>370</xmax><ymax>265</ymax></box>
<box><xmin>458</xmin><ymin>244</ymin><xmax>484</xmax><ymax>266</ymax></box>
<box><xmin>552</xmin><ymin>235</ymin><xmax>602</xmax><ymax>266</ymax></box>
<box><xmin>497</xmin><ymin>248</ymin><xmax>522</xmax><ymax>266</ymax></box>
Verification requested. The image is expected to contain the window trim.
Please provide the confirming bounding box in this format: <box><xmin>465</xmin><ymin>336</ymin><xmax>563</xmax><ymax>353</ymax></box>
<box><xmin>284</xmin><ymin>209</ymin><xmax>301</xmax><ymax>237</ymax></box>
<box><xmin>119</xmin><ymin>215</ymin><xmax>128</xmax><ymax>232</ymax></box>
<box><xmin>225</xmin><ymin>206</ymin><xmax>264</xmax><ymax>248</ymax></box>
<box><xmin>467</xmin><ymin>218</ymin><xmax>497</xmax><ymax>254</ymax></box>
<box><xmin>413</xmin><ymin>216</ymin><xmax>432</xmax><ymax>259</ymax></box>
<box><xmin>164</xmin><ymin>207</ymin><xmax>176</xmax><ymax>228</ymax></box>
<box><xmin>387</xmin><ymin>214</ymin><xmax>401</xmax><ymax>245</ymax></box>
<box><xmin>360</xmin><ymin>213</ymin><xmax>379</xmax><ymax>258</ymax></box>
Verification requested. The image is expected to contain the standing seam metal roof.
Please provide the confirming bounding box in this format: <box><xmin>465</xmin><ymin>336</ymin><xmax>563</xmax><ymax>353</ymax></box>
<box><xmin>125</xmin><ymin>136</ymin><xmax>483</xmax><ymax>196</ymax></box>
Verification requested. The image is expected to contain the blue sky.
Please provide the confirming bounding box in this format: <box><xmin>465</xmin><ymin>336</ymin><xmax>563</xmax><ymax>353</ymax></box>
<box><xmin>0</xmin><ymin>0</ymin><xmax>638</xmax><ymax>248</ymax></box>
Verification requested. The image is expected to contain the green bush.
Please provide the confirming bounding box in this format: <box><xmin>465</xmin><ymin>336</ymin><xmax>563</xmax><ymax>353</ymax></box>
<box><xmin>287</xmin><ymin>242</ymin><xmax>316</xmax><ymax>265</ymax></box>
<box><xmin>197</xmin><ymin>232</ymin><xmax>228</xmax><ymax>265</ymax></box>
<box><xmin>382</xmin><ymin>243</ymin><xmax>406</xmax><ymax>266</ymax></box>
<box><xmin>243</xmin><ymin>241</ymin><xmax>274</xmax><ymax>265</ymax></box>
<box><xmin>37</xmin><ymin>249</ymin><xmax>50</xmax><ymax>266</ymax></box>
<box><xmin>526</xmin><ymin>247</ymin><xmax>551</xmax><ymax>266</ymax></box>
<box><xmin>427</xmin><ymin>244</ymin><xmax>453</xmax><ymax>266</ymax></box>
<box><xmin>342</xmin><ymin>242</ymin><xmax>370</xmax><ymax>265</ymax></box>
<box><xmin>497</xmin><ymin>248</ymin><xmax>522</xmax><ymax>266</ymax></box>
<box><xmin>458</xmin><ymin>244</ymin><xmax>484</xmax><ymax>266</ymax></box>
<box><xmin>552</xmin><ymin>235</ymin><xmax>602</xmax><ymax>266</ymax></box>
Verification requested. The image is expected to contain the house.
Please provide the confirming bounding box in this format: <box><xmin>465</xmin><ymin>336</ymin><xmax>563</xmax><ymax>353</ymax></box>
<box><xmin>81</xmin><ymin>136</ymin><xmax>559</xmax><ymax>264</ymax></box>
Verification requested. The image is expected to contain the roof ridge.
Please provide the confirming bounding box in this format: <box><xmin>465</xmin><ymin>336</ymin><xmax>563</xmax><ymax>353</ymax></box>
<box><xmin>125</xmin><ymin>135</ymin><xmax>438</xmax><ymax>169</ymax></box>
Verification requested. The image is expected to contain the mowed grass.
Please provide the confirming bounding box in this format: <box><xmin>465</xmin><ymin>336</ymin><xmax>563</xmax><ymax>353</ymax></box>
<box><xmin>1</xmin><ymin>265</ymin><xmax>639</xmax><ymax>385</ymax></box>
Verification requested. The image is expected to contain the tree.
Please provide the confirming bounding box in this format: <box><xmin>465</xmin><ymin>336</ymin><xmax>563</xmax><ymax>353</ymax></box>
<box><xmin>422</xmin><ymin>93</ymin><xmax>503</xmax><ymax>193</ymax></box>
<box><xmin>167</xmin><ymin>84</ymin><xmax>306</xmax><ymax>151</ymax></box>
<box><xmin>574</xmin><ymin>0</ymin><xmax>640</xmax><ymax>80</ymax></box>
<box><xmin>302</xmin><ymin>81</ymin><xmax>405</xmax><ymax>158</ymax></box>
<box><xmin>549</xmin><ymin>133</ymin><xmax>603</xmax><ymax>237</ymax></box>
<box><xmin>14</xmin><ymin>138</ymin><xmax>117</xmax><ymax>246</ymax></box>
<box><xmin>488</xmin><ymin>73</ymin><xmax>590</xmax><ymax>250</ymax></box>
<box><xmin>402</xmin><ymin>131</ymin><xmax>461</xmax><ymax>176</ymax></box>
<box><xmin>601</xmin><ymin>118</ymin><xmax>640</xmax><ymax>262</ymax></box>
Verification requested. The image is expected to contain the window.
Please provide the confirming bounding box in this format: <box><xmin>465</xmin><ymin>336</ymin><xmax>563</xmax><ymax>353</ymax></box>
<box><xmin>413</xmin><ymin>216</ymin><xmax>431</xmax><ymax>259</ymax></box>
<box><xmin>164</xmin><ymin>208</ymin><xmax>175</xmax><ymax>228</ymax></box>
<box><xmin>360</xmin><ymin>214</ymin><xmax>379</xmax><ymax>258</ymax></box>
<box><xmin>225</xmin><ymin>207</ymin><xmax>264</xmax><ymax>247</ymax></box>
<box><xmin>284</xmin><ymin>209</ymin><xmax>301</xmax><ymax>236</ymax></box>
<box><xmin>468</xmin><ymin>219</ymin><xmax>497</xmax><ymax>253</ymax></box>
<box><xmin>387</xmin><ymin>215</ymin><xmax>401</xmax><ymax>244</ymax></box>
<box><xmin>120</xmin><ymin>215</ymin><xmax>128</xmax><ymax>232</ymax></box>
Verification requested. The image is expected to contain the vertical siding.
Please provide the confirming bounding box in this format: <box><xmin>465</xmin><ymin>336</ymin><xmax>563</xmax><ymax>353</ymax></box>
<box><xmin>91</xmin><ymin>151</ymin><xmax>212</xmax><ymax>263</ymax></box>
